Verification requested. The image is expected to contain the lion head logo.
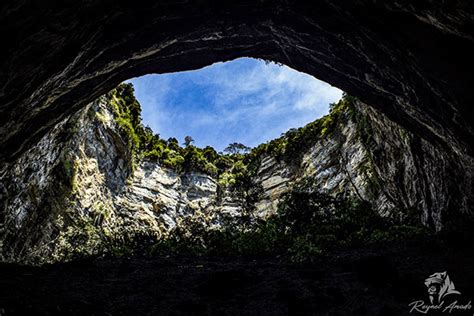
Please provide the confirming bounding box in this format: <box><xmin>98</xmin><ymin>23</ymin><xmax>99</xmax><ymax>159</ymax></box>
<box><xmin>424</xmin><ymin>272</ymin><xmax>461</xmax><ymax>304</ymax></box>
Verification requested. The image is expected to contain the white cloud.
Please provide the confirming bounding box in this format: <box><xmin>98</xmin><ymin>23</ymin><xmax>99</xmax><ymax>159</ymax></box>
<box><xmin>197</xmin><ymin>60</ymin><xmax>342</xmax><ymax>117</ymax></box>
<box><xmin>128</xmin><ymin>58</ymin><xmax>343</xmax><ymax>150</ymax></box>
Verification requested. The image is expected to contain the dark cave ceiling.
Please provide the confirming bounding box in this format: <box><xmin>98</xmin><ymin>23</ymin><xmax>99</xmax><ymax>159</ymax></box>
<box><xmin>0</xmin><ymin>0</ymin><xmax>473</xmax><ymax>162</ymax></box>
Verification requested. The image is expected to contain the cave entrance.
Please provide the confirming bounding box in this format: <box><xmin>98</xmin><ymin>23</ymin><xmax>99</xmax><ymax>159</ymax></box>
<box><xmin>1</xmin><ymin>2</ymin><xmax>473</xmax><ymax>313</ymax></box>
<box><xmin>0</xmin><ymin>0</ymin><xmax>470</xmax><ymax>269</ymax></box>
<box><xmin>89</xmin><ymin>63</ymin><xmax>399</xmax><ymax>263</ymax></box>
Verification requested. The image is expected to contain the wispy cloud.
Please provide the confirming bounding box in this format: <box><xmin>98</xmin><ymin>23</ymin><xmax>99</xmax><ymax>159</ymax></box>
<box><xmin>127</xmin><ymin>58</ymin><xmax>342</xmax><ymax>151</ymax></box>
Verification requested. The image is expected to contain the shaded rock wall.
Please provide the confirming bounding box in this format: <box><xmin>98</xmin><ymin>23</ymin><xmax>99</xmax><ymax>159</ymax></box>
<box><xmin>359</xmin><ymin>103</ymin><xmax>472</xmax><ymax>231</ymax></box>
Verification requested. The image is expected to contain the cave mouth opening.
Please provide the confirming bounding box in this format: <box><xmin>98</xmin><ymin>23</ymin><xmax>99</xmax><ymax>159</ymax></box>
<box><xmin>1</xmin><ymin>51</ymin><xmax>452</xmax><ymax>268</ymax></box>
<box><xmin>84</xmin><ymin>56</ymin><xmax>437</xmax><ymax>264</ymax></box>
<box><xmin>125</xmin><ymin>57</ymin><xmax>343</xmax><ymax>152</ymax></box>
<box><xmin>0</xmin><ymin>2</ymin><xmax>472</xmax><ymax>312</ymax></box>
<box><xmin>1</xmin><ymin>52</ymin><xmax>438</xmax><ymax>267</ymax></box>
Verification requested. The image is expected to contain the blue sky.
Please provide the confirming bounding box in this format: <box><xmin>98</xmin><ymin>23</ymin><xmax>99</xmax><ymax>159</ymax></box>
<box><xmin>127</xmin><ymin>58</ymin><xmax>342</xmax><ymax>151</ymax></box>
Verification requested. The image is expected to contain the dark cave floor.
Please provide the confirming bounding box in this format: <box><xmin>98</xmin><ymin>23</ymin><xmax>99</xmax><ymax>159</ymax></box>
<box><xmin>1</xmin><ymin>236</ymin><xmax>474</xmax><ymax>316</ymax></box>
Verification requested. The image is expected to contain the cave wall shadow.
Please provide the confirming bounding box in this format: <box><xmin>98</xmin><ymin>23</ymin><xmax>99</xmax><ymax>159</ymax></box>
<box><xmin>0</xmin><ymin>0</ymin><xmax>473</xmax><ymax>163</ymax></box>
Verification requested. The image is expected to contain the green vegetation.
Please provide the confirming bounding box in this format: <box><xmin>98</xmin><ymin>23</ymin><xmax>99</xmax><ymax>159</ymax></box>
<box><xmin>105</xmin><ymin>84</ymin><xmax>359</xmax><ymax>181</ymax></box>
<box><xmin>148</xmin><ymin>187</ymin><xmax>430</xmax><ymax>262</ymax></box>
<box><xmin>52</xmin><ymin>187</ymin><xmax>431</xmax><ymax>263</ymax></box>
<box><xmin>106</xmin><ymin>84</ymin><xmax>144</xmax><ymax>159</ymax></box>
<box><xmin>105</xmin><ymin>83</ymin><xmax>264</xmax><ymax>198</ymax></box>
<box><xmin>224</xmin><ymin>142</ymin><xmax>251</xmax><ymax>155</ymax></box>
<box><xmin>248</xmin><ymin>93</ymin><xmax>356</xmax><ymax>167</ymax></box>
<box><xmin>97</xmin><ymin>85</ymin><xmax>431</xmax><ymax>263</ymax></box>
<box><xmin>107</xmin><ymin>84</ymin><xmax>231</xmax><ymax>175</ymax></box>
<box><xmin>52</xmin><ymin>214</ymin><xmax>104</xmax><ymax>262</ymax></box>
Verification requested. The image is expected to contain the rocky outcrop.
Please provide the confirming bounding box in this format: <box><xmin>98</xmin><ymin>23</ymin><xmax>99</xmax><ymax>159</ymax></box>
<box><xmin>1</xmin><ymin>92</ymin><xmax>470</xmax><ymax>264</ymax></box>
<box><xmin>0</xmin><ymin>97</ymin><xmax>241</xmax><ymax>263</ymax></box>
<box><xmin>253</xmin><ymin>101</ymin><xmax>472</xmax><ymax>231</ymax></box>
<box><xmin>358</xmin><ymin>104</ymin><xmax>472</xmax><ymax>231</ymax></box>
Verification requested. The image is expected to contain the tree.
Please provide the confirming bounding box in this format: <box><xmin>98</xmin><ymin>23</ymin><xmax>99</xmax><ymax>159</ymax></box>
<box><xmin>214</xmin><ymin>155</ymin><xmax>234</xmax><ymax>171</ymax></box>
<box><xmin>166</xmin><ymin>137</ymin><xmax>180</xmax><ymax>152</ymax></box>
<box><xmin>167</xmin><ymin>137</ymin><xmax>178</xmax><ymax>144</ymax></box>
<box><xmin>184</xmin><ymin>136</ymin><xmax>194</xmax><ymax>147</ymax></box>
<box><xmin>203</xmin><ymin>146</ymin><xmax>219</xmax><ymax>162</ymax></box>
<box><xmin>116</xmin><ymin>83</ymin><xmax>142</xmax><ymax>128</ymax></box>
<box><xmin>283</xmin><ymin>128</ymin><xmax>298</xmax><ymax>138</ymax></box>
<box><xmin>224</xmin><ymin>142</ymin><xmax>251</xmax><ymax>155</ymax></box>
<box><xmin>141</xmin><ymin>125</ymin><xmax>160</xmax><ymax>151</ymax></box>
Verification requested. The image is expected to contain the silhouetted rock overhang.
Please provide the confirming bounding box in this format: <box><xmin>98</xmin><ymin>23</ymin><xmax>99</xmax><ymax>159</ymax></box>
<box><xmin>0</xmin><ymin>0</ymin><xmax>473</xmax><ymax>161</ymax></box>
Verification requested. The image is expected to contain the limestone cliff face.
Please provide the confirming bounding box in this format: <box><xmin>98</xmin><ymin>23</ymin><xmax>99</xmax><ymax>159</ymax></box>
<box><xmin>254</xmin><ymin>102</ymin><xmax>471</xmax><ymax>231</ymax></box>
<box><xmin>0</xmin><ymin>95</ymin><xmax>470</xmax><ymax>264</ymax></box>
<box><xmin>0</xmin><ymin>97</ymin><xmax>240</xmax><ymax>263</ymax></box>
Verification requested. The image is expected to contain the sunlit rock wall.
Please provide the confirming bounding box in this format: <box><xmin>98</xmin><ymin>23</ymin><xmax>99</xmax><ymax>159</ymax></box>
<box><xmin>0</xmin><ymin>97</ymin><xmax>242</xmax><ymax>263</ymax></box>
<box><xmin>0</xmin><ymin>95</ymin><xmax>470</xmax><ymax>264</ymax></box>
<box><xmin>255</xmin><ymin>101</ymin><xmax>471</xmax><ymax>231</ymax></box>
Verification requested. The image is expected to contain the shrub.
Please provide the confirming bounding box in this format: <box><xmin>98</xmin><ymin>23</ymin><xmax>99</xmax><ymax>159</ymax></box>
<box><xmin>146</xmin><ymin>188</ymin><xmax>431</xmax><ymax>262</ymax></box>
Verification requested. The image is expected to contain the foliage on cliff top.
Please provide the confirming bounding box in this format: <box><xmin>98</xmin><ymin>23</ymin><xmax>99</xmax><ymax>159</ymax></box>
<box><xmin>105</xmin><ymin>84</ymin><xmax>358</xmax><ymax>191</ymax></box>
<box><xmin>248</xmin><ymin>93</ymin><xmax>357</xmax><ymax>166</ymax></box>
<box><xmin>105</xmin><ymin>83</ymin><xmax>261</xmax><ymax>205</ymax></box>
<box><xmin>106</xmin><ymin>84</ymin><xmax>217</xmax><ymax>173</ymax></box>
